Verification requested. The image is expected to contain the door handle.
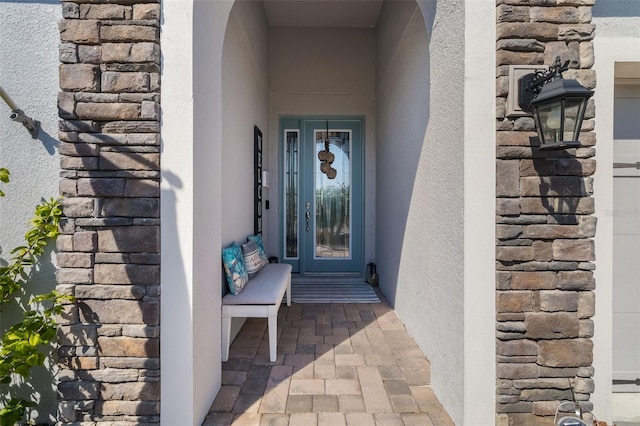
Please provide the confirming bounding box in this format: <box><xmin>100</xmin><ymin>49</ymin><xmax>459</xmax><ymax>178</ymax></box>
<box><xmin>305</xmin><ymin>205</ymin><xmax>311</xmax><ymax>231</ymax></box>
<box><xmin>613</xmin><ymin>162</ymin><xmax>640</xmax><ymax>169</ymax></box>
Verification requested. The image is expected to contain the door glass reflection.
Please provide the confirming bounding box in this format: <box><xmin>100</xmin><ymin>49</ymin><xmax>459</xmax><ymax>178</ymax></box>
<box><xmin>314</xmin><ymin>130</ymin><xmax>351</xmax><ymax>258</ymax></box>
<box><xmin>285</xmin><ymin>130</ymin><xmax>299</xmax><ymax>258</ymax></box>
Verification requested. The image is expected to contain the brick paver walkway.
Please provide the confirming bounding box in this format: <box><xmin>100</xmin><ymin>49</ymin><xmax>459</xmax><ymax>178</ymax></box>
<box><xmin>203</xmin><ymin>298</ymin><xmax>454</xmax><ymax>426</ymax></box>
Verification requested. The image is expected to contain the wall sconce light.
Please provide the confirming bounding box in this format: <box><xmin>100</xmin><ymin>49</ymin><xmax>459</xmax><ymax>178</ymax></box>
<box><xmin>518</xmin><ymin>57</ymin><xmax>593</xmax><ymax>151</ymax></box>
<box><xmin>0</xmin><ymin>85</ymin><xmax>40</xmax><ymax>139</ymax></box>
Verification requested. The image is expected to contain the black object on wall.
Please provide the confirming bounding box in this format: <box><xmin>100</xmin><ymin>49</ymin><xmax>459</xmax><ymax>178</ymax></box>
<box><xmin>254</xmin><ymin>126</ymin><xmax>263</xmax><ymax>235</ymax></box>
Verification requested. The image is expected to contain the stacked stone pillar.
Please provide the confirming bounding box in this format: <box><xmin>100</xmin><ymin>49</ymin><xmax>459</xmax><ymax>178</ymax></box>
<box><xmin>56</xmin><ymin>1</ymin><xmax>161</xmax><ymax>423</ymax></box>
<box><xmin>496</xmin><ymin>0</ymin><xmax>596</xmax><ymax>424</ymax></box>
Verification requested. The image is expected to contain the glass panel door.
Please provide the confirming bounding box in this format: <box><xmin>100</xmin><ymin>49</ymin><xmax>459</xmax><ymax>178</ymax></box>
<box><xmin>281</xmin><ymin>118</ymin><xmax>363</xmax><ymax>275</ymax></box>
<box><xmin>314</xmin><ymin>130</ymin><xmax>351</xmax><ymax>259</ymax></box>
<box><xmin>302</xmin><ymin>119</ymin><xmax>363</xmax><ymax>274</ymax></box>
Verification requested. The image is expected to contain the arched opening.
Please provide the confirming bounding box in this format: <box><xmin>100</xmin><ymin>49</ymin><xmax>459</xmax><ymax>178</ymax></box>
<box><xmin>161</xmin><ymin>1</ymin><xmax>496</xmax><ymax>424</ymax></box>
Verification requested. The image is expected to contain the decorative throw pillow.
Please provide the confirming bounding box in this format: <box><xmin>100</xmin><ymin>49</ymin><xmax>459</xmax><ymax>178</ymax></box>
<box><xmin>222</xmin><ymin>242</ymin><xmax>248</xmax><ymax>295</ymax></box>
<box><xmin>242</xmin><ymin>239</ymin><xmax>265</xmax><ymax>279</ymax></box>
<box><xmin>248</xmin><ymin>234</ymin><xmax>269</xmax><ymax>267</ymax></box>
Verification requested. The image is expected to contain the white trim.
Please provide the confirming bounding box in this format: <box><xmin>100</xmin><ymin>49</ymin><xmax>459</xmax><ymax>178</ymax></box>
<box><xmin>464</xmin><ymin>0</ymin><xmax>496</xmax><ymax>424</ymax></box>
<box><xmin>160</xmin><ymin>1</ymin><xmax>196</xmax><ymax>424</ymax></box>
<box><xmin>592</xmin><ymin>36</ymin><xmax>640</xmax><ymax>424</ymax></box>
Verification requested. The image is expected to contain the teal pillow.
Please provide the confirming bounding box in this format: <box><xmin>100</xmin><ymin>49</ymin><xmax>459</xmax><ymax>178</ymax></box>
<box><xmin>248</xmin><ymin>234</ymin><xmax>268</xmax><ymax>267</ymax></box>
<box><xmin>222</xmin><ymin>242</ymin><xmax>248</xmax><ymax>295</ymax></box>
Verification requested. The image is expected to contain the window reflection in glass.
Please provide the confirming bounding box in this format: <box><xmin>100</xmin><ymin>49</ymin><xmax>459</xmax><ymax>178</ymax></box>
<box><xmin>314</xmin><ymin>130</ymin><xmax>351</xmax><ymax>259</ymax></box>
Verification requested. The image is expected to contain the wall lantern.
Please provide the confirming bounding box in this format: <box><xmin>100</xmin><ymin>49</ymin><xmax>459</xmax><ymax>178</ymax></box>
<box><xmin>518</xmin><ymin>57</ymin><xmax>593</xmax><ymax>151</ymax></box>
<box><xmin>0</xmin><ymin>85</ymin><xmax>40</xmax><ymax>139</ymax></box>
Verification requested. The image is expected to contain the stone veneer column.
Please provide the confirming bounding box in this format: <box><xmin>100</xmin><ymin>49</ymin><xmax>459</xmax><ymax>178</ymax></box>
<box><xmin>56</xmin><ymin>1</ymin><xmax>161</xmax><ymax>423</ymax></box>
<box><xmin>495</xmin><ymin>1</ymin><xmax>596</xmax><ymax>424</ymax></box>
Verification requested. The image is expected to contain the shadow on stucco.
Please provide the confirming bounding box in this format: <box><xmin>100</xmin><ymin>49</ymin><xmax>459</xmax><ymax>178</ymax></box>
<box><xmin>375</xmin><ymin>4</ymin><xmax>432</xmax><ymax>307</ymax></box>
<box><xmin>36</xmin><ymin>127</ymin><xmax>59</xmax><ymax>156</ymax></box>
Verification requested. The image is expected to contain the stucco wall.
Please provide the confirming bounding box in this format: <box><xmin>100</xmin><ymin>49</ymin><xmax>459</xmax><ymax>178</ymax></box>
<box><xmin>162</xmin><ymin>0</ymin><xmax>236</xmax><ymax>423</ymax></box>
<box><xmin>375</xmin><ymin>1</ymin><xmax>428</xmax><ymax>305</ymax></box>
<box><xmin>375</xmin><ymin>1</ymin><xmax>466</xmax><ymax>423</ymax></box>
<box><xmin>162</xmin><ymin>0</ymin><xmax>272</xmax><ymax>423</ymax></box>
<box><xmin>162</xmin><ymin>0</ymin><xmax>269</xmax><ymax>423</ymax></box>
<box><xmin>0</xmin><ymin>1</ymin><xmax>61</xmax><ymax>422</ymax></box>
<box><xmin>267</xmin><ymin>26</ymin><xmax>376</xmax><ymax>264</ymax></box>
<box><xmin>464</xmin><ymin>0</ymin><xmax>496</xmax><ymax>422</ymax></box>
<box><xmin>375</xmin><ymin>1</ymin><xmax>496</xmax><ymax>423</ymax></box>
<box><xmin>222</xmin><ymin>1</ymin><xmax>270</xmax><ymax>245</ymax></box>
<box><xmin>220</xmin><ymin>0</ymin><xmax>270</xmax><ymax>357</ymax></box>
<box><xmin>592</xmin><ymin>2</ymin><xmax>640</xmax><ymax>422</ymax></box>
<box><xmin>0</xmin><ymin>2</ymin><xmax>61</xmax><ymax>261</ymax></box>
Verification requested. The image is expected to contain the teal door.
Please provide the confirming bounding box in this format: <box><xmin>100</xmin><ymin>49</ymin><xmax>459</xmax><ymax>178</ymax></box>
<box><xmin>281</xmin><ymin>118</ymin><xmax>364</xmax><ymax>275</ymax></box>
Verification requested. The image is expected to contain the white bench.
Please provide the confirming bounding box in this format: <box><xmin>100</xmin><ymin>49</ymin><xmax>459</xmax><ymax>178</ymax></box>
<box><xmin>221</xmin><ymin>263</ymin><xmax>292</xmax><ymax>362</ymax></box>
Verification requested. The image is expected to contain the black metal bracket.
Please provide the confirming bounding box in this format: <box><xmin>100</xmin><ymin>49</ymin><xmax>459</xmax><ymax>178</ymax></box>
<box><xmin>518</xmin><ymin>56</ymin><xmax>570</xmax><ymax>112</ymax></box>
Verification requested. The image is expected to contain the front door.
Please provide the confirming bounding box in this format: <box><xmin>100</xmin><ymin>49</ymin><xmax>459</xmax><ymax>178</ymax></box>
<box><xmin>281</xmin><ymin>118</ymin><xmax>364</xmax><ymax>275</ymax></box>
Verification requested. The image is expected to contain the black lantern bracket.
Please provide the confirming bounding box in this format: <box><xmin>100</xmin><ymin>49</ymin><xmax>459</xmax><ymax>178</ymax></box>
<box><xmin>516</xmin><ymin>56</ymin><xmax>594</xmax><ymax>151</ymax></box>
<box><xmin>518</xmin><ymin>57</ymin><xmax>570</xmax><ymax>112</ymax></box>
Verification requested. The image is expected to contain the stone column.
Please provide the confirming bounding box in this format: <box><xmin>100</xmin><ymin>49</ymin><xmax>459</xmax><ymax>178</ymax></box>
<box><xmin>57</xmin><ymin>1</ymin><xmax>161</xmax><ymax>423</ymax></box>
<box><xmin>495</xmin><ymin>1</ymin><xmax>596</xmax><ymax>424</ymax></box>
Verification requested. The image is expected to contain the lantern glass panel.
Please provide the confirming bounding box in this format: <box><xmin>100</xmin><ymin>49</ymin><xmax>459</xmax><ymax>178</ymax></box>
<box><xmin>563</xmin><ymin>98</ymin><xmax>585</xmax><ymax>142</ymax></box>
<box><xmin>535</xmin><ymin>100</ymin><xmax>564</xmax><ymax>145</ymax></box>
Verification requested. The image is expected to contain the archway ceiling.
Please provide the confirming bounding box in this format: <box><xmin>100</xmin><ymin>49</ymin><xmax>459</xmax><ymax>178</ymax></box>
<box><xmin>263</xmin><ymin>0</ymin><xmax>384</xmax><ymax>27</ymax></box>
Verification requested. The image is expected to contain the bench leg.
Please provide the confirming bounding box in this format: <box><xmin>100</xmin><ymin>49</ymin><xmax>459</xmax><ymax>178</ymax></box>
<box><xmin>268</xmin><ymin>313</ymin><xmax>277</xmax><ymax>362</ymax></box>
<box><xmin>221</xmin><ymin>313</ymin><xmax>231</xmax><ymax>362</ymax></box>
<box><xmin>286</xmin><ymin>275</ymin><xmax>291</xmax><ymax>307</ymax></box>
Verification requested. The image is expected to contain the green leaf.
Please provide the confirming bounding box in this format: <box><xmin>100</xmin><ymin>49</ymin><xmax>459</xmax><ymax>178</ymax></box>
<box><xmin>15</xmin><ymin>364</ymin><xmax>31</xmax><ymax>377</ymax></box>
<box><xmin>0</xmin><ymin>168</ymin><xmax>9</xmax><ymax>184</ymax></box>
<box><xmin>25</xmin><ymin>353</ymin><xmax>40</xmax><ymax>366</ymax></box>
<box><xmin>3</xmin><ymin>332</ymin><xmax>21</xmax><ymax>342</ymax></box>
<box><xmin>28</xmin><ymin>334</ymin><xmax>41</xmax><ymax>346</ymax></box>
<box><xmin>0</xmin><ymin>398</ymin><xmax>35</xmax><ymax>426</ymax></box>
<box><xmin>0</xmin><ymin>196</ymin><xmax>65</xmax><ymax>411</ymax></box>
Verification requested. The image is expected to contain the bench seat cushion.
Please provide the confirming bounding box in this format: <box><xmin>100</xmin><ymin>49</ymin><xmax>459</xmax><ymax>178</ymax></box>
<box><xmin>222</xmin><ymin>263</ymin><xmax>291</xmax><ymax>305</ymax></box>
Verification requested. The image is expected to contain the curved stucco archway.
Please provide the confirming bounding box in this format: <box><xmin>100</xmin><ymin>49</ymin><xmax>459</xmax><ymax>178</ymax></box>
<box><xmin>161</xmin><ymin>1</ymin><xmax>232</xmax><ymax>424</ymax></box>
<box><xmin>160</xmin><ymin>0</ymin><xmax>496</xmax><ymax>424</ymax></box>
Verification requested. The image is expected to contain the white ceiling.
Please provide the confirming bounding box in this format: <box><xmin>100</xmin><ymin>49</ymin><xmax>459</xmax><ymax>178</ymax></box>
<box><xmin>262</xmin><ymin>0</ymin><xmax>384</xmax><ymax>28</ymax></box>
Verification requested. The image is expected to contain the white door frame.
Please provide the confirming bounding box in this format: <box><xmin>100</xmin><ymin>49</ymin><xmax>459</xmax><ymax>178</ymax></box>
<box><xmin>593</xmin><ymin>37</ymin><xmax>640</xmax><ymax>423</ymax></box>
